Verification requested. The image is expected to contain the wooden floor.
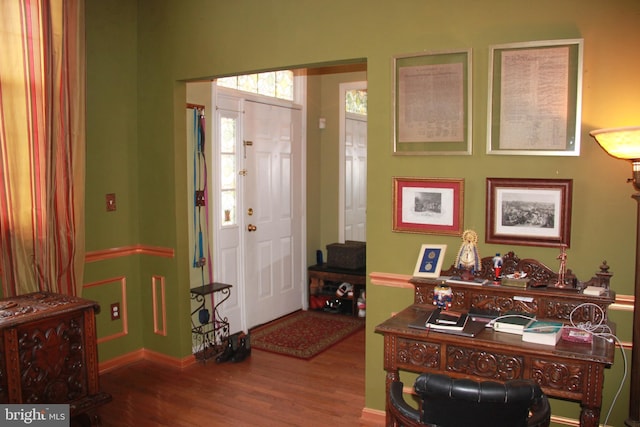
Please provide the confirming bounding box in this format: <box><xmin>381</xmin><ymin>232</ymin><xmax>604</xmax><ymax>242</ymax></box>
<box><xmin>95</xmin><ymin>325</ymin><xmax>381</xmax><ymax>426</ymax></box>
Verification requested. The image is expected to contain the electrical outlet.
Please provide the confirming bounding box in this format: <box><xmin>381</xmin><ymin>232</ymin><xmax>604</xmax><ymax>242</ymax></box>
<box><xmin>110</xmin><ymin>302</ymin><xmax>120</xmax><ymax>320</ymax></box>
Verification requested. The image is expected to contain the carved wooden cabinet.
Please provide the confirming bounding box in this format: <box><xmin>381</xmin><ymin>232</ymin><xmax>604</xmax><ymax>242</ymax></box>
<box><xmin>0</xmin><ymin>292</ymin><xmax>111</xmax><ymax>425</ymax></box>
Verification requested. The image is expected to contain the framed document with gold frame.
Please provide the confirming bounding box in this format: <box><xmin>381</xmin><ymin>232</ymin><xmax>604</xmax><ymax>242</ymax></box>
<box><xmin>393</xmin><ymin>49</ymin><xmax>472</xmax><ymax>155</ymax></box>
<box><xmin>487</xmin><ymin>38</ymin><xmax>583</xmax><ymax>156</ymax></box>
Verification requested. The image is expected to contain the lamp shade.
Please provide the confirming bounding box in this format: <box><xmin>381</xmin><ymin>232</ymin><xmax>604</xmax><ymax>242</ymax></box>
<box><xmin>590</xmin><ymin>126</ymin><xmax>640</xmax><ymax>160</ymax></box>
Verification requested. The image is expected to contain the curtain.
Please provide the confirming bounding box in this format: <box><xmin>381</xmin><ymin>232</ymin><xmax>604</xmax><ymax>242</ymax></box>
<box><xmin>0</xmin><ymin>0</ymin><xmax>85</xmax><ymax>297</ymax></box>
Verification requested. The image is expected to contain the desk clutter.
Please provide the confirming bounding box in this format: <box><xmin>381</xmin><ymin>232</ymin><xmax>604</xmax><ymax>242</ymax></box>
<box><xmin>410</xmin><ymin>307</ymin><xmax>604</xmax><ymax>346</ymax></box>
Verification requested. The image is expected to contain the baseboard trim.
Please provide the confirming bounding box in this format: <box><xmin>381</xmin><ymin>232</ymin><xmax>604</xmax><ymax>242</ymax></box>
<box><xmin>99</xmin><ymin>348</ymin><xmax>196</xmax><ymax>374</ymax></box>
<box><xmin>361</xmin><ymin>407</ymin><xmax>385</xmax><ymax>425</ymax></box>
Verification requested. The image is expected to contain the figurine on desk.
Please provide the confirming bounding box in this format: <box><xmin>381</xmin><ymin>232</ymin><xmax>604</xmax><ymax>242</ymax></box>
<box><xmin>455</xmin><ymin>230</ymin><xmax>481</xmax><ymax>281</ymax></box>
<box><xmin>492</xmin><ymin>253</ymin><xmax>503</xmax><ymax>280</ymax></box>
<box><xmin>433</xmin><ymin>284</ymin><xmax>453</xmax><ymax>310</ymax></box>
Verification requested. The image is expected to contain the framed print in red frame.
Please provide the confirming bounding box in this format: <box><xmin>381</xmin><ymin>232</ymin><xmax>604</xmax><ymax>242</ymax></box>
<box><xmin>392</xmin><ymin>177</ymin><xmax>464</xmax><ymax>235</ymax></box>
<box><xmin>485</xmin><ymin>177</ymin><xmax>573</xmax><ymax>248</ymax></box>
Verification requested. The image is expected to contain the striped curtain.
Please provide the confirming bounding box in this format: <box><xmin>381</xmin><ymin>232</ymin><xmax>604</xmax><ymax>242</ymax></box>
<box><xmin>0</xmin><ymin>0</ymin><xmax>85</xmax><ymax>297</ymax></box>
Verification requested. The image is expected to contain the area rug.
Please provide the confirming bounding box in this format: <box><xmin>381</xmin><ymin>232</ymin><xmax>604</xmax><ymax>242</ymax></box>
<box><xmin>250</xmin><ymin>310</ymin><xmax>365</xmax><ymax>359</ymax></box>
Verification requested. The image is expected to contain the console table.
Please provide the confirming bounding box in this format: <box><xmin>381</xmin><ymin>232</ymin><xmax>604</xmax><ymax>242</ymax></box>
<box><xmin>375</xmin><ymin>253</ymin><xmax>616</xmax><ymax>427</ymax></box>
<box><xmin>0</xmin><ymin>292</ymin><xmax>111</xmax><ymax>426</ymax></box>
<box><xmin>308</xmin><ymin>264</ymin><xmax>366</xmax><ymax>316</ymax></box>
<box><xmin>190</xmin><ymin>282</ymin><xmax>232</xmax><ymax>362</ymax></box>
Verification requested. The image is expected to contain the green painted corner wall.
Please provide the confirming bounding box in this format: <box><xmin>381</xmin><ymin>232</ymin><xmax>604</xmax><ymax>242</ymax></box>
<box><xmin>85</xmin><ymin>0</ymin><xmax>640</xmax><ymax>424</ymax></box>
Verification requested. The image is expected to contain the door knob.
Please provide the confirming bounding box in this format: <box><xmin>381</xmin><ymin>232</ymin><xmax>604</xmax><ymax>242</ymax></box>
<box><xmin>247</xmin><ymin>224</ymin><xmax>257</xmax><ymax>232</ymax></box>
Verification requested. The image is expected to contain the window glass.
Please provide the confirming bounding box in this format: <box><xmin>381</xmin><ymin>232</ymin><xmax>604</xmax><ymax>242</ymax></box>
<box><xmin>220</xmin><ymin>116</ymin><xmax>237</xmax><ymax>226</ymax></box>
<box><xmin>218</xmin><ymin>71</ymin><xmax>294</xmax><ymax>101</ymax></box>
<box><xmin>346</xmin><ymin>89</ymin><xmax>367</xmax><ymax>115</ymax></box>
<box><xmin>220</xmin><ymin>117</ymin><xmax>236</xmax><ymax>153</ymax></box>
<box><xmin>221</xmin><ymin>190</ymin><xmax>236</xmax><ymax>226</ymax></box>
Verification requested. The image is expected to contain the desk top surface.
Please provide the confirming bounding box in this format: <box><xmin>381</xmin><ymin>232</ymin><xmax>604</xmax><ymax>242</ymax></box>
<box><xmin>375</xmin><ymin>304</ymin><xmax>615</xmax><ymax>365</ymax></box>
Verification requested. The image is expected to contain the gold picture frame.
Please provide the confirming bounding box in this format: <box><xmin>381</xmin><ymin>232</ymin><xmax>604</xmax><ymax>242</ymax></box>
<box><xmin>487</xmin><ymin>39</ymin><xmax>584</xmax><ymax>156</ymax></box>
<box><xmin>393</xmin><ymin>49</ymin><xmax>472</xmax><ymax>155</ymax></box>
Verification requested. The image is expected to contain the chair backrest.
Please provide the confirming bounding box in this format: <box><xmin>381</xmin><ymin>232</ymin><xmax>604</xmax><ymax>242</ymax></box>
<box><xmin>415</xmin><ymin>373</ymin><xmax>550</xmax><ymax>427</ymax></box>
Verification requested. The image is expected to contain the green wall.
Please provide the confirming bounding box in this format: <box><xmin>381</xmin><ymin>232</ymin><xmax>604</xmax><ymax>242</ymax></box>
<box><xmin>85</xmin><ymin>0</ymin><xmax>640</xmax><ymax>424</ymax></box>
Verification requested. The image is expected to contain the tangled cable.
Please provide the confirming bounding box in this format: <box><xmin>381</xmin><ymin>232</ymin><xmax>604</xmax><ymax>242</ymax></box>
<box><xmin>569</xmin><ymin>302</ymin><xmax>625</xmax><ymax>426</ymax></box>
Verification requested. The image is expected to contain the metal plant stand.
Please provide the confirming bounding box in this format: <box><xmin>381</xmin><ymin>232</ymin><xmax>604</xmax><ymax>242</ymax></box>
<box><xmin>190</xmin><ymin>282</ymin><xmax>232</xmax><ymax>362</ymax></box>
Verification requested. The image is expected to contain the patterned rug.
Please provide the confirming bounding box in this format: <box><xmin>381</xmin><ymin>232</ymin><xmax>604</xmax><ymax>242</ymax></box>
<box><xmin>250</xmin><ymin>310</ymin><xmax>365</xmax><ymax>359</ymax></box>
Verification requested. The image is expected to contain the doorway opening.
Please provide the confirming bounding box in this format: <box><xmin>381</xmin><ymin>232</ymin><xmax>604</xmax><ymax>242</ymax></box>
<box><xmin>186</xmin><ymin>61</ymin><xmax>367</xmax><ymax>340</ymax></box>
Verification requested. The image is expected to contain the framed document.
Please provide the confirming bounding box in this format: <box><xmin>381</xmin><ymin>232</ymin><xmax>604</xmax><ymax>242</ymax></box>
<box><xmin>487</xmin><ymin>39</ymin><xmax>583</xmax><ymax>156</ymax></box>
<box><xmin>393</xmin><ymin>49</ymin><xmax>472</xmax><ymax>155</ymax></box>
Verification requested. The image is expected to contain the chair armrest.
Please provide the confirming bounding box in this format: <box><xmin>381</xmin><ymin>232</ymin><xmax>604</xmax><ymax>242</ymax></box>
<box><xmin>389</xmin><ymin>381</ymin><xmax>421</xmax><ymax>424</ymax></box>
<box><xmin>527</xmin><ymin>394</ymin><xmax>551</xmax><ymax>427</ymax></box>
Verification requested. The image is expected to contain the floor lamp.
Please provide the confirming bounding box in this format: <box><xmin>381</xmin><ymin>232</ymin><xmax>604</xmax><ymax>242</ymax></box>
<box><xmin>590</xmin><ymin>126</ymin><xmax>640</xmax><ymax>427</ymax></box>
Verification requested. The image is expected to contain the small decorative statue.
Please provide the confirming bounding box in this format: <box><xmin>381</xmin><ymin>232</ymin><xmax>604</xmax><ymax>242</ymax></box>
<box><xmin>433</xmin><ymin>285</ymin><xmax>453</xmax><ymax>310</ymax></box>
<box><xmin>455</xmin><ymin>229</ymin><xmax>481</xmax><ymax>280</ymax></box>
<box><xmin>554</xmin><ymin>245</ymin><xmax>568</xmax><ymax>288</ymax></box>
<box><xmin>492</xmin><ymin>253</ymin><xmax>503</xmax><ymax>280</ymax></box>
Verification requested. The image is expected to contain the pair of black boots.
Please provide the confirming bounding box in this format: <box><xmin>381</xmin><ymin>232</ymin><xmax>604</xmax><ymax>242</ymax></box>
<box><xmin>215</xmin><ymin>332</ymin><xmax>251</xmax><ymax>363</ymax></box>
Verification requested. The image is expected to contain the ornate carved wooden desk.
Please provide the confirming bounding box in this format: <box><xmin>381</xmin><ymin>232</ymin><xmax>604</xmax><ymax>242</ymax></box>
<box><xmin>375</xmin><ymin>253</ymin><xmax>616</xmax><ymax>427</ymax></box>
<box><xmin>0</xmin><ymin>292</ymin><xmax>111</xmax><ymax>426</ymax></box>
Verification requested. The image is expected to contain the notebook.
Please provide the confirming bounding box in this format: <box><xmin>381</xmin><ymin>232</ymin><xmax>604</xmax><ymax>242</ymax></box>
<box><xmin>408</xmin><ymin>310</ymin><xmax>487</xmax><ymax>337</ymax></box>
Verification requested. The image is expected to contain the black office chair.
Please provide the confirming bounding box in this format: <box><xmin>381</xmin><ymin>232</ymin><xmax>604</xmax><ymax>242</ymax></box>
<box><xmin>388</xmin><ymin>373</ymin><xmax>551</xmax><ymax>427</ymax></box>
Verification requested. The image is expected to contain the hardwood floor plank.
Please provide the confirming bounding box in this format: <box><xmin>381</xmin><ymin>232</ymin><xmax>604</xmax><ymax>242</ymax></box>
<box><xmin>96</xmin><ymin>325</ymin><xmax>380</xmax><ymax>426</ymax></box>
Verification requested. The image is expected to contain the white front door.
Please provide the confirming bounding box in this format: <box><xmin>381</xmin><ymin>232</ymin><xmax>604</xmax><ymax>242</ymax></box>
<box><xmin>242</xmin><ymin>100</ymin><xmax>303</xmax><ymax>329</ymax></box>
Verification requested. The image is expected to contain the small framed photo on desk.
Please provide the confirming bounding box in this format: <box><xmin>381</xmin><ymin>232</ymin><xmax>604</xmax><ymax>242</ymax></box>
<box><xmin>413</xmin><ymin>244</ymin><xmax>447</xmax><ymax>278</ymax></box>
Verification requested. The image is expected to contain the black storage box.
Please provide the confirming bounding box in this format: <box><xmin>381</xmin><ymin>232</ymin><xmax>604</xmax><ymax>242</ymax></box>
<box><xmin>326</xmin><ymin>241</ymin><xmax>366</xmax><ymax>270</ymax></box>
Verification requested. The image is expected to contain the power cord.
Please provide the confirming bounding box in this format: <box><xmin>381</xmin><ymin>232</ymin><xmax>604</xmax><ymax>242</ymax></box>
<box><xmin>567</xmin><ymin>303</ymin><xmax>626</xmax><ymax>427</ymax></box>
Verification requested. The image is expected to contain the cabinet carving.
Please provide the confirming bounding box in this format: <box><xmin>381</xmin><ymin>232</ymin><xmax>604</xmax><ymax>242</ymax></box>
<box><xmin>0</xmin><ymin>292</ymin><xmax>111</xmax><ymax>426</ymax></box>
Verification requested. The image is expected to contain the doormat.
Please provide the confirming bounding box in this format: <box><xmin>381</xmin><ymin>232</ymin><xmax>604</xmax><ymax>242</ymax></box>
<box><xmin>250</xmin><ymin>310</ymin><xmax>364</xmax><ymax>360</ymax></box>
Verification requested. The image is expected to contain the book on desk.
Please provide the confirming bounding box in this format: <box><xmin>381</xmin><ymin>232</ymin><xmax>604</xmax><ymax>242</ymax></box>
<box><xmin>522</xmin><ymin>320</ymin><xmax>564</xmax><ymax>346</ymax></box>
<box><xmin>427</xmin><ymin>309</ymin><xmax>468</xmax><ymax>331</ymax></box>
<box><xmin>408</xmin><ymin>308</ymin><xmax>486</xmax><ymax>337</ymax></box>
<box><xmin>491</xmin><ymin>312</ymin><xmax>536</xmax><ymax>335</ymax></box>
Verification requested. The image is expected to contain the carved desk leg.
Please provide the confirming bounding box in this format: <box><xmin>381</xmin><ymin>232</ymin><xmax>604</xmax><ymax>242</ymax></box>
<box><xmin>579</xmin><ymin>406</ymin><xmax>600</xmax><ymax>427</ymax></box>
<box><xmin>383</xmin><ymin>333</ymin><xmax>400</xmax><ymax>427</ymax></box>
<box><xmin>579</xmin><ymin>362</ymin><xmax>605</xmax><ymax>427</ymax></box>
